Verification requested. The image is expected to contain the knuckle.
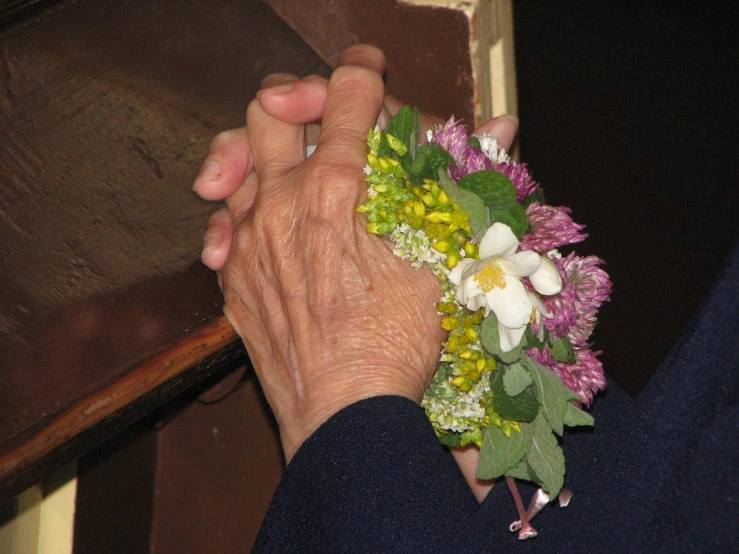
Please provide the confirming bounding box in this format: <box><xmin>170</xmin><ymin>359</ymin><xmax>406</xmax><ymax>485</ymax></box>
<box><xmin>330</xmin><ymin>65</ymin><xmax>384</xmax><ymax>95</ymax></box>
<box><xmin>338</xmin><ymin>44</ymin><xmax>386</xmax><ymax>72</ymax></box>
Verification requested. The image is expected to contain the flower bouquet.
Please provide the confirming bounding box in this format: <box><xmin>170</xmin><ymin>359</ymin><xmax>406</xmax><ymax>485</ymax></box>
<box><xmin>358</xmin><ymin>107</ymin><xmax>611</xmax><ymax>539</ymax></box>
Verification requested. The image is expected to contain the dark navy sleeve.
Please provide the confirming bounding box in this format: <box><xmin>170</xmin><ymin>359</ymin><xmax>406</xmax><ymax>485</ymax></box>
<box><xmin>254</xmin><ymin>242</ymin><xmax>739</xmax><ymax>553</ymax></box>
<box><xmin>252</xmin><ymin>395</ymin><xmax>481</xmax><ymax>553</ymax></box>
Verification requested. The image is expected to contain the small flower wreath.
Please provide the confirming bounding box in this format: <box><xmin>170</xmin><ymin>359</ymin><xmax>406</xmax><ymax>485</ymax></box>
<box><xmin>358</xmin><ymin>107</ymin><xmax>612</xmax><ymax>539</ymax></box>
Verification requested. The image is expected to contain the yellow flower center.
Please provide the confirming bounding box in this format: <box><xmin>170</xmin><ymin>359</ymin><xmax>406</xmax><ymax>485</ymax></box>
<box><xmin>474</xmin><ymin>259</ymin><xmax>507</xmax><ymax>292</ymax></box>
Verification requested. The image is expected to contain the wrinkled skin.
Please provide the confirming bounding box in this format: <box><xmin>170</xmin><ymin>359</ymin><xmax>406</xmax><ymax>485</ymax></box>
<box><xmin>193</xmin><ymin>44</ymin><xmax>518</xmax><ymax>500</ymax></box>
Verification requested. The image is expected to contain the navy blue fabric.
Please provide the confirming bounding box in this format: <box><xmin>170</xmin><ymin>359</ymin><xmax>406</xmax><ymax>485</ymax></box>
<box><xmin>254</xmin><ymin>242</ymin><xmax>738</xmax><ymax>553</ymax></box>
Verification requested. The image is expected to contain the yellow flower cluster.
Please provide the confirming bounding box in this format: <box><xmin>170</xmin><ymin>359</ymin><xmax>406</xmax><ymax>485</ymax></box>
<box><xmin>359</xmin><ymin>139</ymin><xmax>524</xmax><ymax>444</ymax></box>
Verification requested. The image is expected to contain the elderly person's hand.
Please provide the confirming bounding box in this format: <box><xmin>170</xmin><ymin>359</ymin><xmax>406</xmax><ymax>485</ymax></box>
<box><xmin>194</xmin><ymin>45</ymin><xmax>518</xmax><ymax>499</ymax></box>
<box><xmin>211</xmin><ymin>45</ymin><xmax>447</xmax><ymax>462</ymax></box>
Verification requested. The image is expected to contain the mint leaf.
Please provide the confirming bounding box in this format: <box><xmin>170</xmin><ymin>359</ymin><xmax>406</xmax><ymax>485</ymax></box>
<box><xmin>526</xmin><ymin>412</ymin><xmax>565</xmax><ymax>497</ymax></box>
<box><xmin>410</xmin><ymin>144</ymin><xmax>454</xmax><ymax>183</ymax></box>
<box><xmin>488</xmin><ymin>201</ymin><xmax>529</xmax><ymax>239</ymax></box>
<box><xmin>506</xmin><ymin>457</ymin><xmax>541</xmax><ymax>484</ymax></box>
<box><xmin>477</xmin><ymin>422</ymin><xmax>533</xmax><ymax>480</ymax></box>
<box><xmin>410</xmin><ymin>106</ymin><xmax>421</xmax><ymax>160</ymax></box>
<box><xmin>480</xmin><ymin>311</ymin><xmax>524</xmax><ymax>363</ymax></box>
<box><xmin>564</xmin><ymin>403</ymin><xmax>595</xmax><ymax>427</ymax></box>
<box><xmin>457</xmin><ymin>170</ymin><xmax>516</xmax><ymax>208</ymax></box>
<box><xmin>385</xmin><ymin>106</ymin><xmax>413</xmax><ymax>150</ymax></box>
<box><xmin>438</xmin><ymin>170</ymin><xmax>490</xmax><ymax>241</ymax></box>
<box><xmin>522</xmin><ymin>187</ymin><xmax>546</xmax><ymax>209</ymax></box>
<box><xmin>523</xmin><ymin>356</ymin><xmax>580</xmax><ymax>436</ymax></box>
<box><xmin>468</xmin><ymin>136</ymin><xmax>481</xmax><ymax>149</ymax></box>
<box><xmin>503</xmin><ymin>362</ymin><xmax>533</xmax><ymax>396</ymax></box>
<box><xmin>549</xmin><ymin>336</ymin><xmax>576</xmax><ymax>363</ymax></box>
<box><xmin>456</xmin><ymin>170</ymin><xmax>528</xmax><ymax>238</ymax></box>
<box><xmin>492</xmin><ymin>369</ymin><xmax>540</xmax><ymax>422</ymax></box>
<box><xmin>522</xmin><ymin>326</ymin><xmax>545</xmax><ymax>351</ymax></box>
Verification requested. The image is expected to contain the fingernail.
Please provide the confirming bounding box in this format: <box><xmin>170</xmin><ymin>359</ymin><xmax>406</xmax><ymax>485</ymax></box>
<box><xmin>194</xmin><ymin>160</ymin><xmax>220</xmax><ymax>187</ymax></box>
<box><xmin>202</xmin><ymin>232</ymin><xmax>222</xmax><ymax>253</ymax></box>
<box><xmin>256</xmin><ymin>82</ymin><xmax>294</xmax><ymax>98</ymax></box>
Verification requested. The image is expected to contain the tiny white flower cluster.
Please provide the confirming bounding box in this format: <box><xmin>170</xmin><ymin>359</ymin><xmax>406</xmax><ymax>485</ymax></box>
<box><xmin>422</xmin><ymin>374</ymin><xmax>491</xmax><ymax>433</ymax></box>
<box><xmin>476</xmin><ymin>135</ymin><xmax>511</xmax><ymax>165</ymax></box>
<box><xmin>389</xmin><ymin>224</ymin><xmax>448</xmax><ymax>271</ymax></box>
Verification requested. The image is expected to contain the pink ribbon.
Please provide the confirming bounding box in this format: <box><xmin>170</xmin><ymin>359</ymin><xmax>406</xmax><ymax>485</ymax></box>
<box><xmin>509</xmin><ymin>488</ymin><xmax>572</xmax><ymax>540</ymax></box>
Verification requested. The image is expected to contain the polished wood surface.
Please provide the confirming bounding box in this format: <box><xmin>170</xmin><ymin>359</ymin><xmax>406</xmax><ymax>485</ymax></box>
<box><xmin>0</xmin><ymin>0</ymin><xmax>329</xmax><ymax>504</ymax></box>
<box><xmin>0</xmin><ymin>0</ymin><xmax>488</xmax><ymax>508</ymax></box>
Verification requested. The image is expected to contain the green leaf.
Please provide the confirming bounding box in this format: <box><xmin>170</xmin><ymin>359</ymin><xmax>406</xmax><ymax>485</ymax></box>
<box><xmin>477</xmin><ymin>422</ymin><xmax>533</xmax><ymax>480</ymax></box>
<box><xmin>468</xmin><ymin>136</ymin><xmax>481</xmax><ymax>149</ymax></box>
<box><xmin>385</xmin><ymin>106</ymin><xmax>413</xmax><ymax>150</ymax></box>
<box><xmin>564</xmin><ymin>403</ymin><xmax>595</xmax><ymax>428</ymax></box>
<box><xmin>488</xmin><ymin>201</ymin><xmax>529</xmax><ymax>239</ymax></box>
<box><xmin>522</xmin><ymin>326</ymin><xmax>545</xmax><ymax>351</ymax></box>
<box><xmin>437</xmin><ymin>432</ymin><xmax>462</xmax><ymax>447</ymax></box>
<box><xmin>549</xmin><ymin>336</ymin><xmax>576</xmax><ymax>363</ymax></box>
<box><xmin>480</xmin><ymin>312</ymin><xmax>524</xmax><ymax>364</ymax></box>
<box><xmin>526</xmin><ymin>412</ymin><xmax>565</xmax><ymax>497</ymax></box>
<box><xmin>457</xmin><ymin>170</ymin><xmax>516</xmax><ymax>208</ymax></box>
<box><xmin>522</xmin><ymin>356</ymin><xmax>580</xmax><ymax>436</ymax></box>
<box><xmin>438</xmin><ymin>170</ymin><xmax>490</xmax><ymax>241</ymax></box>
<box><xmin>522</xmin><ymin>187</ymin><xmax>546</xmax><ymax>209</ymax></box>
<box><xmin>503</xmin><ymin>362</ymin><xmax>533</xmax><ymax>397</ymax></box>
<box><xmin>410</xmin><ymin>144</ymin><xmax>454</xmax><ymax>183</ymax></box>
<box><xmin>505</xmin><ymin>458</ymin><xmax>540</xmax><ymax>484</ymax></box>
<box><xmin>409</xmin><ymin>106</ymin><xmax>421</xmax><ymax>160</ymax></box>
<box><xmin>491</xmin><ymin>369</ymin><xmax>540</xmax><ymax>422</ymax></box>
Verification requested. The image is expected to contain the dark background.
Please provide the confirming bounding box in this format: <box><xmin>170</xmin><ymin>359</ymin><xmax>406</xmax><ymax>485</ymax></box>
<box><xmin>513</xmin><ymin>1</ymin><xmax>738</xmax><ymax>396</ymax></box>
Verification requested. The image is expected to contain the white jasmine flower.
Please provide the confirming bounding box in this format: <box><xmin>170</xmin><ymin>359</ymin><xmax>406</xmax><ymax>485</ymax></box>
<box><xmin>448</xmin><ymin>223</ymin><xmax>562</xmax><ymax>351</ymax></box>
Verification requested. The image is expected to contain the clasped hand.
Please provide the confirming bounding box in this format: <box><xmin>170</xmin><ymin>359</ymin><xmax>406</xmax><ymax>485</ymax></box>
<box><xmin>193</xmin><ymin>45</ymin><xmax>517</xmax><ymax>492</ymax></box>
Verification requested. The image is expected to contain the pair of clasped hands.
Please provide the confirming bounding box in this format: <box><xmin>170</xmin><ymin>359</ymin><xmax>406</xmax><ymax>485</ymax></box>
<box><xmin>192</xmin><ymin>45</ymin><xmax>518</xmax><ymax>502</ymax></box>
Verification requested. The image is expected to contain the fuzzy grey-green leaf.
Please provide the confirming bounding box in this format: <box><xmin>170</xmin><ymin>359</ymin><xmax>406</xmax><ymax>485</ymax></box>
<box><xmin>549</xmin><ymin>336</ymin><xmax>576</xmax><ymax>363</ymax></box>
<box><xmin>523</xmin><ymin>356</ymin><xmax>580</xmax><ymax>436</ymax></box>
<box><xmin>526</xmin><ymin>412</ymin><xmax>565</xmax><ymax>497</ymax></box>
<box><xmin>506</xmin><ymin>458</ymin><xmax>541</xmax><ymax>484</ymax></box>
<box><xmin>564</xmin><ymin>403</ymin><xmax>595</xmax><ymax>427</ymax></box>
<box><xmin>503</xmin><ymin>362</ymin><xmax>533</xmax><ymax>396</ymax></box>
<box><xmin>438</xmin><ymin>170</ymin><xmax>490</xmax><ymax>241</ymax></box>
<box><xmin>477</xmin><ymin>422</ymin><xmax>533</xmax><ymax>480</ymax></box>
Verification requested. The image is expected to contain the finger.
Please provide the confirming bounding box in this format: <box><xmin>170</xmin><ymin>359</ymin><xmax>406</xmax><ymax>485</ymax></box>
<box><xmin>201</xmin><ymin>208</ymin><xmax>234</xmax><ymax>271</ymax></box>
<box><xmin>258</xmin><ymin>74</ymin><xmax>329</xmax><ymax>124</ymax></box>
<box><xmin>316</xmin><ymin>63</ymin><xmax>385</xmax><ymax>169</ymax></box>
<box><xmin>225</xmin><ymin>171</ymin><xmax>259</xmax><ymax>224</ymax></box>
<box><xmin>473</xmin><ymin>114</ymin><xmax>519</xmax><ymax>151</ymax></box>
<box><xmin>246</xmin><ymin>94</ymin><xmax>306</xmax><ymax>184</ymax></box>
<box><xmin>193</xmin><ymin>128</ymin><xmax>252</xmax><ymax>201</ymax></box>
<box><xmin>260</xmin><ymin>72</ymin><xmax>299</xmax><ymax>90</ymax></box>
<box><xmin>337</xmin><ymin>43</ymin><xmax>386</xmax><ymax>74</ymax></box>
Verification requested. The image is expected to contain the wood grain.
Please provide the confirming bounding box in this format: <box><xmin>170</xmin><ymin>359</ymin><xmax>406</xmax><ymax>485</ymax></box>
<box><xmin>0</xmin><ymin>316</ymin><xmax>244</xmax><ymax>505</ymax></box>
